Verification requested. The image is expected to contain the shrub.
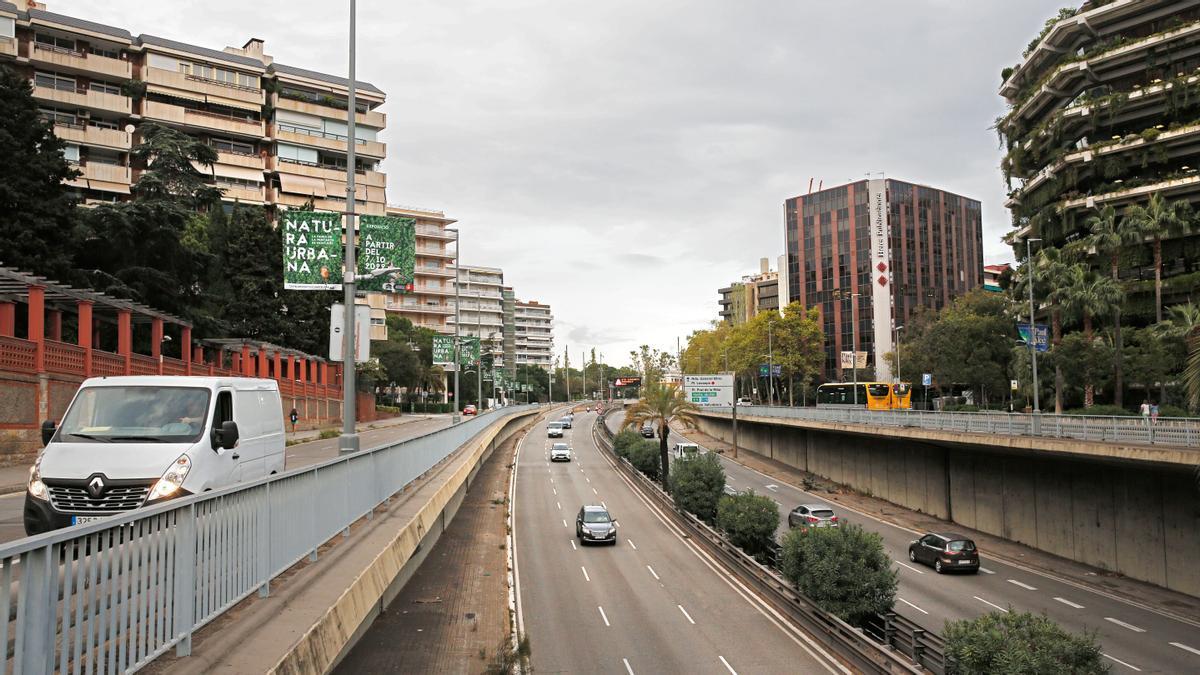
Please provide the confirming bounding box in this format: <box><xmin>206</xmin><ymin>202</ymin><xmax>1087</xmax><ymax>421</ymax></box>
<box><xmin>943</xmin><ymin>610</ymin><xmax>1107</xmax><ymax>675</ymax></box>
<box><xmin>780</xmin><ymin>524</ymin><xmax>898</xmax><ymax>626</ymax></box>
<box><xmin>1063</xmin><ymin>404</ymin><xmax>1135</xmax><ymax>416</ymax></box>
<box><xmin>628</xmin><ymin>440</ymin><xmax>661</xmax><ymax>481</ymax></box>
<box><xmin>716</xmin><ymin>491</ymin><xmax>779</xmax><ymax>559</ymax></box>
<box><xmin>612</xmin><ymin>430</ymin><xmax>641</xmax><ymax>458</ymax></box>
<box><xmin>669</xmin><ymin>453</ymin><xmax>725</xmax><ymax>524</ymax></box>
<box><xmin>318</xmin><ymin>428</ymin><xmax>339</xmax><ymax>440</ymax></box>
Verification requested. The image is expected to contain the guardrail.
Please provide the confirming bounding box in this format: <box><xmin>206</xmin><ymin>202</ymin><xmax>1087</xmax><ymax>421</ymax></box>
<box><xmin>0</xmin><ymin>404</ymin><xmax>539</xmax><ymax>674</ymax></box>
<box><xmin>702</xmin><ymin>404</ymin><xmax>1200</xmax><ymax>448</ymax></box>
<box><xmin>593</xmin><ymin>415</ymin><xmax>940</xmax><ymax>674</ymax></box>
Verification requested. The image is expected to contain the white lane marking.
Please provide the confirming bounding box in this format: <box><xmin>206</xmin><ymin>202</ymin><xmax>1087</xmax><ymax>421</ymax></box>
<box><xmin>556</xmin><ymin>501</ymin><xmax>561</xmax><ymax>510</ymax></box>
<box><xmin>974</xmin><ymin>596</ymin><xmax>1008</xmax><ymax>613</ymax></box>
<box><xmin>765</xmin><ymin>484</ymin><xmax>778</xmax><ymax>492</ymax></box>
<box><xmin>570</xmin><ymin>540</ymin><xmax>577</xmax><ymax>551</ymax></box>
<box><xmin>623</xmin><ymin>657</ymin><xmax>635</xmax><ymax>675</ymax></box>
<box><xmin>678</xmin><ymin>604</ymin><xmax>696</xmax><ymax>624</ymax></box>
<box><xmin>581</xmin><ymin>566</ymin><xmax>590</xmax><ymax>582</ymax></box>
<box><xmin>593</xmin><ymin>488</ymin><xmax>599</xmax><ymax>495</ymax></box>
<box><xmin>1008</xmin><ymin>579</ymin><xmax>1038</xmax><ymax>591</ymax></box>
<box><xmin>979</xmin><ymin>566</ymin><xmax>996</xmax><ymax>574</ymax></box>
<box><xmin>553</xmin><ymin>488</ymin><xmax>557</xmax><ymax>495</ymax></box>
<box><xmin>586</xmin><ymin>477</ymin><xmax>591</xmax><ymax>483</ymax></box>
<box><xmin>562</xmin><ymin>519</ymin><xmax>568</xmax><ymax>528</ymax></box>
<box><xmin>602</xmin><ymin>501</ymin><xmax>608</xmax><ymax>509</ymax></box>
<box><xmin>1105</xmin><ymin>617</ymin><xmax>1146</xmax><ymax>633</ymax></box>
<box><xmin>1054</xmin><ymin>597</ymin><xmax>1084</xmax><ymax>609</ymax></box>
<box><xmin>647</xmin><ymin>565</ymin><xmax>660</xmax><ymax>581</ymax></box>
<box><xmin>598</xmin><ymin>605</ymin><xmax>610</xmax><ymax>626</ymax></box>
<box><xmin>1103</xmin><ymin>653</ymin><xmax>1143</xmax><ymax>671</ymax></box>
<box><xmin>628</xmin><ymin>539</ymin><xmax>637</xmax><ymax>550</ymax></box>
<box><xmin>897</xmin><ymin>597</ymin><xmax>928</xmax><ymax>615</ymax></box>
<box><xmin>1170</xmin><ymin>642</ymin><xmax>1200</xmax><ymax>657</ymax></box>
<box><xmin>894</xmin><ymin>561</ymin><xmax>925</xmax><ymax>575</ymax></box>
<box><xmin>719</xmin><ymin>655</ymin><xmax>737</xmax><ymax>674</ymax></box>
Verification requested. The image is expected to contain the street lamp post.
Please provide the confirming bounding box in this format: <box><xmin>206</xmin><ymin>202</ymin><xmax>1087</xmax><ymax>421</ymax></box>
<box><xmin>339</xmin><ymin>0</ymin><xmax>360</xmax><ymax>455</ymax></box>
<box><xmin>893</xmin><ymin>325</ymin><xmax>905</xmax><ymax>384</ymax></box>
<box><xmin>1026</xmin><ymin>238</ymin><xmax>1042</xmax><ymax>416</ymax></box>
<box><xmin>767</xmin><ymin>319</ymin><xmax>775</xmax><ymax>406</ymax></box>
<box><xmin>450</xmin><ymin>227</ymin><xmax>460</xmax><ymax>424</ymax></box>
<box><xmin>724</xmin><ymin>348</ymin><xmax>738</xmax><ymax>459</ymax></box>
<box><xmin>834</xmin><ymin>289</ymin><xmax>862</xmax><ymax>406</ymax></box>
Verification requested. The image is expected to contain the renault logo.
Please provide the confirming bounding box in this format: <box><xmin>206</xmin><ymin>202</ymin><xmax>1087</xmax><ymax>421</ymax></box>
<box><xmin>87</xmin><ymin>476</ymin><xmax>105</xmax><ymax>498</ymax></box>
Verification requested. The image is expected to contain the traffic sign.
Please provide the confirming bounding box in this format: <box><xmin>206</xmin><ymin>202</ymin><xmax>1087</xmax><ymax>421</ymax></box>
<box><xmin>922</xmin><ymin>373</ymin><xmax>932</xmax><ymax>387</ymax></box>
<box><xmin>758</xmin><ymin>364</ymin><xmax>782</xmax><ymax>377</ymax></box>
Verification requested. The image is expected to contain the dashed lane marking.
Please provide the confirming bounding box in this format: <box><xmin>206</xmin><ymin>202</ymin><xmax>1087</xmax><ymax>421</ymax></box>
<box><xmin>974</xmin><ymin>596</ymin><xmax>1008</xmax><ymax>613</ymax></box>
<box><xmin>1054</xmin><ymin>597</ymin><xmax>1084</xmax><ymax>609</ymax></box>
<box><xmin>1105</xmin><ymin>617</ymin><xmax>1146</xmax><ymax>633</ymax></box>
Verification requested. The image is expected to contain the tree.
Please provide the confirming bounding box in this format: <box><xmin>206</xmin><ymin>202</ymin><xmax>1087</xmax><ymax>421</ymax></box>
<box><xmin>629</xmin><ymin>345</ymin><xmax>676</xmax><ymax>386</ymax></box>
<box><xmin>1124</xmin><ymin>192</ymin><xmax>1192</xmax><ymax>323</ymax></box>
<box><xmin>780</xmin><ymin>524</ymin><xmax>898</xmax><ymax>626</ymax></box>
<box><xmin>611</xmin><ymin>430</ymin><xmax>641</xmax><ymax>458</ymax></box>
<box><xmin>0</xmin><ymin>65</ymin><xmax>81</xmax><ymax>281</ymax></box>
<box><xmin>669</xmin><ymin>453</ymin><xmax>725</xmax><ymax>524</ymax></box>
<box><xmin>1034</xmin><ymin>246</ymin><xmax>1076</xmax><ymax>413</ymax></box>
<box><xmin>943</xmin><ymin>610</ymin><xmax>1107</xmax><ymax>675</ymax></box>
<box><xmin>1162</xmin><ymin>303</ymin><xmax>1200</xmax><ymax>413</ymax></box>
<box><xmin>1122</xmin><ymin>326</ymin><xmax>1179</xmax><ymax>409</ymax></box>
<box><xmin>775</xmin><ymin>303</ymin><xmax>824</xmax><ymax>406</ymax></box>
<box><xmin>621</xmin><ymin>382</ymin><xmax>699</xmax><ymax>492</ymax></box>
<box><xmin>1054</xmin><ymin>332</ymin><xmax>1113</xmax><ymax>407</ymax></box>
<box><xmin>208</xmin><ymin>205</ymin><xmax>286</xmax><ymax>340</ymax></box>
<box><xmin>627</xmin><ymin>440</ymin><xmax>661</xmax><ymax>481</ymax></box>
<box><xmin>716</xmin><ymin>491</ymin><xmax>779</xmax><ymax>559</ymax></box>
<box><xmin>1087</xmin><ymin>204</ymin><xmax>1138</xmax><ymax>408</ymax></box>
<box><xmin>129</xmin><ymin>123</ymin><xmax>222</xmax><ymax>208</ymax></box>
<box><xmin>1059</xmin><ymin>265</ymin><xmax>1122</xmax><ymax>407</ymax></box>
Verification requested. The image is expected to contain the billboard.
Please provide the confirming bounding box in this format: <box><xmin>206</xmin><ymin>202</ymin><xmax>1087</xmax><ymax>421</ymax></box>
<box><xmin>839</xmin><ymin>351</ymin><xmax>868</xmax><ymax>369</ymax></box>
<box><xmin>357</xmin><ymin>215</ymin><xmax>416</xmax><ymax>292</ymax></box>
<box><xmin>329</xmin><ymin>304</ymin><xmax>370</xmax><ymax>361</ymax></box>
<box><xmin>283</xmin><ymin>211</ymin><xmax>343</xmax><ymax>290</ymax></box>
<box><xmin>867</xmin><ymin>179</ymin><xmax>894</xmax><ymax>381</ymax></box>
<box><xmin>613</xmin><ymin>377</ymin><xmax>642</xmax><ymax>387</ymax></box>
<box><xmin>432</xmin><ymin>335</ymin><xmax>455</xmax><ymax>366</ymax></box>
<box><xmin>1017</xmin><ymin>323</ymin><xmax>1049</xmax><ymax>352</ymax></box>
<box><xmin>683</xmin><ymin>374</ymin><xmax>734</xmax><ymax>407</ymax></box>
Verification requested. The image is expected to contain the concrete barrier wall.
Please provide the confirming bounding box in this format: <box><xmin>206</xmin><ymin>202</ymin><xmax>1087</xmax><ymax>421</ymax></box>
<box><xmin>695</xmin><ymin>416</ymin><xmax>1200</xmax><ymax>598</ymax></box>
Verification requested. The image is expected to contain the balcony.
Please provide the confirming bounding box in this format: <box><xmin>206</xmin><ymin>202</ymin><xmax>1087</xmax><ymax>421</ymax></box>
<box><xmin>216</xmin><ymin>151</ymin><xmax>265</xmax><ymax>170</ymax></box>
<box><xmin>416</xmin><ymin>245</ymin><xmax>453</xmax><ymax>258</ymax></box>
<box><xmin>144</xmin><ymin>67</ymin><xmax>263</xmax><ymax>106</ymax></box>
<box><xmin>218</xmin><ymin>184</ymin><xmax>266</xmax><ymax>203</ymax></box>
<box><xmin>415</xmin><ymin>224</ymin><xmax>453</xmax><ymax>239</ymax></box>
<box><xmin>53</xmin><ymin>123</ymin><xmax>131</xmax><ymax>151</ymax></box>
<box><xmin>1</xmin><ymin>36</ymin><xmax>18</xmax><ymax>58</ymax></box>
<box><xmin>410</xmin><ymin>284</ymin><xmax>453</xmax><ymax>296</ymax></box>
<box><xmin>273</xmin><ymin>191</ymin><xmax>385</xmax><ymax>216</ymax></box>
<box><xmin>30</xmin><ymin>44</ymin><xmax>132</xmax><ymax>79</ymax></box>
<box><xmin>81</xmin><ymin>163</ymin><xmax>131</xmax><ymax>184</ymax></box>
<box><xmin>417</xmin><ymin>264</ymin><xmax>456</xmax><ymax>278</ymax></box>
<box><xmin>274</xmin><ymin>126</ymin><xmax>386</xmax><ymax>159</ymax></box>
<box><xmin>276</xmin><ymin>95</ymin><xmax>386</xmax><ymax>129</ymax></box>
<box><xmin>388</xmin><ymin>303</ymin><xmax>453</xmax><ymax>315</ymax></box>
<box><xmin>32</xmin><ymin>84</ymin><xmax>130</xmax><ymax>115</ymax></box>
<box><xmin>142</xmin><ymin>100</ymin><xmax>264</xmax><ymax>138</ymax></box>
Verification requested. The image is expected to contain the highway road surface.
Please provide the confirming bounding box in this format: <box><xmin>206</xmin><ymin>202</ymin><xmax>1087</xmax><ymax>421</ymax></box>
<box><xmin>605</xmin><ymin>411</ymin><xmax>1200</xmax><ymax>674</ymax></box>
<box><xmin>514</xmin><ymin>410</ymin><xmax>844</xmax><ymax>675</ymax></box>
<box><xmin>0</xmin><ymin>415</ymin><xmax>451</xmax><ymax>544</ymax></box>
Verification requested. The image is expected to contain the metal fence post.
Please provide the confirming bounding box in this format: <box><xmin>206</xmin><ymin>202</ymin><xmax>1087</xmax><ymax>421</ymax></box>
<box><xmin>258</xmin><ymin>482</ymin><xmax>271</xmax><ymax>598</ymax></box>
<box><xmin>173</xmin><ymin>504</ymin><xmax>198</xmax><ymax>657</ymax></box>
<box><xmin>883</xmin><ymin>612</ymin><xmax>897</xmax><ymax>649</ymax></box>
<box><xmin>18</xmin><ymin>544</ymin><xmax>58</xmax><ymax>673</ymax></box>
<box><xmin>911</xmin><ymin>627</ymin><xmax>926</xmax><ymax>668</ymax></box>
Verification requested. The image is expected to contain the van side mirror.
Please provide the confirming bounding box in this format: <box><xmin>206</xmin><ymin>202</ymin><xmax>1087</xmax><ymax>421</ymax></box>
<box><xmin>41</xmin><ymin>420</ymin><xmax>56</xmax><ymax>446</ymax></box>
<box><xmin>212</xmin><ymin>421</ymin><xmax>240</xmax><ymax>450</ymax></box>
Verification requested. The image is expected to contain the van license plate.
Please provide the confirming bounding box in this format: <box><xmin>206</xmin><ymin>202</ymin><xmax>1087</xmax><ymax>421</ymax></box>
<box><xmin>958</xmin><ymin>560</ymin><xmax>972</xmax><ymax>565</ymax></box>
<box><xmin>71</xmin><ymin>516</ymin><xmax>105</xmax><ymax>526</ymax></box>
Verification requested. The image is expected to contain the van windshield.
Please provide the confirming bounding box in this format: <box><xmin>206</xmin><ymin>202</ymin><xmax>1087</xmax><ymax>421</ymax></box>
<box><xmin>58</xmin><ymin>386</ymin><xmax>211</xmax><ymax>443</ymax></box>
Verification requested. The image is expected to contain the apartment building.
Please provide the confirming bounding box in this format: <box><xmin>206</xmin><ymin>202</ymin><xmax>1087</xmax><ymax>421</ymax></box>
<box><xmin>0</xmin><ymin>1</ymin><xmax>387</xmax><ymax>215</ymax></box>
<box><xmin>515</xmin><ymin>300</ymin><xmax>554</xmax><ymax>370</ymax></box>
<box><xmin>449</xmin><ymin>265</ymin><xmax>507</xmax><ymax>365</ymax></box>
<box><xmin>718</xmin><ymin>258</ymin><xmax>782</xmax><ymax>326</ymax></box>
<box><xmin>383</xmin><ymin>205</ymin><xmax>457</xmax><ymax>333</ymax></box>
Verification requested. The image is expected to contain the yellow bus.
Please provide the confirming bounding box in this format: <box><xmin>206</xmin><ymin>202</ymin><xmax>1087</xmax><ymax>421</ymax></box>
<box><xmin>816</xmin><ymin>382</ymin><xmax>912</xmax><ymax>410</ymax></box>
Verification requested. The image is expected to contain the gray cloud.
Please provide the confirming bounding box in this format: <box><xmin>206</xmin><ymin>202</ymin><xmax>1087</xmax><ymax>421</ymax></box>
<box><xmin>59</xmin><ymin>0</ymin><xmax>1062</xmax><ymax>367</ymax></box>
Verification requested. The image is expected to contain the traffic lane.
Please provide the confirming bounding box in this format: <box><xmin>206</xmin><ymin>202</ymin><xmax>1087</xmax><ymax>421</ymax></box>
<box><xmin>0</xmin><ymin>416</ymin><xmax>448</xmax><ymax>545</ymax></box>
<box><xmin>519</xmin><ymin>414</ymin><xmax>832</xmax><ymax>674</ymax></box>
<box><xmin>677</xmin><ymin>428</ymin><xmax>1200</xmax><ymax>674</ymax></box>
<box><xmin>573</xmin><ymin>414</ymin><xmax>835</xmax><ymax>673</ymax></box>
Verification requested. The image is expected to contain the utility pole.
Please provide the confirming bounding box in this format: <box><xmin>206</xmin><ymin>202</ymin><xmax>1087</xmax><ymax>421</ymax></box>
<box><xmin>1026</xmin><ymin>238</ymin><xmax>1042</xmax><ymax>418</ymax></box>
<box><xmin>451</xmin><ymin>227</ymin><xmax>461</xmax><ymax>423</ymax></box>
<box><xmin>339</xmin><ymin>0</ymin><xmax>360</xmax><ymax>454</ymax></box>
<box><xmin>564</xmin><ymin>346</ymin><xmax>571</xmax><ymax>401</ymax></box>
<box><xmin>475</xmin><ymin>292</ymin><xmax>482</xmax><ymax>409</ymax></box>
<box><xmin>581</xmin><ymin>349</ymin><xmax>587</xmax><ymax>401</ymax></box>
<box><xmin>768</xmin><ymin>319</ymin><xmax>775</xmax><ymax>407</ymax></box>
<box><xmin>725</xmin><ymin>348</ymin><xmax>738</xmax><ymax>459</ymax></box>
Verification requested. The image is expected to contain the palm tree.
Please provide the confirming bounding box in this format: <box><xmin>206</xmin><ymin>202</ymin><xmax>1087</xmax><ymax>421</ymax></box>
<box><xmin>1060</xmin><ymin>266</ymin><xmax>1122</xmax><ymax>407</ymax></box>
<box><xmin>621</xmin><ymin>382</ymin><xmax>700</xmax><ymax>492</ymax></box>
<box><xmin>1086</xmin><ymin>205</ymin><xmax>1136</xmax><ymax>407</ymax></box>
<box><xmin>1124</xmin><ymin>193</ymin><xmax>1193</xmax><ymax>323</ymax></box>
<box><xmin>1033</xmin><ymin>247</ymin><xmax>1074</xmax><ymax>412</ymax></box>
<box><xmin>1161</xmin><ymin>303</ymin><xmax>1200</xmax><ymax>413</ymax></box>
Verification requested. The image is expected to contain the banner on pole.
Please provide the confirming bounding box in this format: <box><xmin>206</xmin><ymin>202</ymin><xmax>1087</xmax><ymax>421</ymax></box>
<box><xmin>459</xmin><ymin>337</ymin><xmax>481</xmax><ymax>365</ymax></box>
<box><xmin>839</xmin><ymin>351</ymin><xmax>869</xmax><ymax>369</ymax></box>
<box><xmin>357</xmin><ymin>215</ymin><xmax>416</xmax><ymax>292</ymax></box>
<box><xmin>1017</xmin><ymin>323</ymin><xmax>1050</xmax><ymax>352</ymax></box>
<box><xmin>432</xmin><ymin>335</ymin><xmax>455</xmax><ymax>366</ymax></box>
<box><xmin>283</xmin><ymin>211</ymin><xmax>343</xmax><ymax>290</ymax></box>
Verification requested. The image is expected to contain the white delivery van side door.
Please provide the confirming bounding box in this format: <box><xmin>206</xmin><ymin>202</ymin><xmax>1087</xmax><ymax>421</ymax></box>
<box><xmin>262</xmin><ymin>388</ymin><xmax>286</xmax><ymax>475</ymax></box>
<box><xmin>210</xmin><ymin>389</ymin><xmax>242</xmax><ymax>485</ymax></box>
<box><xmin>232</xmin><ymin>386</ymin><xmax>269</xmax><ymax>481</ymax></box>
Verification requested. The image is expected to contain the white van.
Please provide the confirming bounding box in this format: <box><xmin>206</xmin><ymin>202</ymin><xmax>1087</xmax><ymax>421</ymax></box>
<box><xmin>24</xmin><ymin>376</ymin><xmax>286</xmax><ymax>535</ymax></box>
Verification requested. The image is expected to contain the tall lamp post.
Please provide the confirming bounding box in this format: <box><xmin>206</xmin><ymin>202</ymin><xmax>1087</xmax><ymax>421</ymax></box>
<box><xmin>1026</xmin><ymin>238</ymin><xmax>1042</xmax><ymax>415</ymax></box>
<box><xmin>449</xmin><ymin>227</ymin><xmax>460</xmax><ymax>424</ymax></box>
<box><xmin>833</xmin><ymin>289</ymin><xmax>863</xmax><ymax>406</ymax></box>
<box><xmin>724</xmin><ymin>348</ymin><xmax>738</xmax><ymax>459</ymax></box>
<box><xmin>339</xmin><ymin>0</ymin><xmax>360</xmax><ymax>454</ymax></box>
<box><xmin>893</xmin><ymin>325</ymin><xmax>905</xmax><ymax>384</ymax></box>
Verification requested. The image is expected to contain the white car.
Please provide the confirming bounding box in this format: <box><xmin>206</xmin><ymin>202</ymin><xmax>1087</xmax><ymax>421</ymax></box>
<box><xmin>547</xmin><ymin>422</ymin><xmax>565</xmax><ymax>438</ymax></box>
<box><xmin>550</xmin><ymin>443</ymin><xmax>572</xmax><ymax>462</ymax></box>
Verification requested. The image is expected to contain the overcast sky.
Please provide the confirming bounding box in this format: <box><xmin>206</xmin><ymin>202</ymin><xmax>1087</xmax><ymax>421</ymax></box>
<box><xmin>54</xmin><ymin>0</ymin><xmax>1063</xmax><ymax>367</ymax></box>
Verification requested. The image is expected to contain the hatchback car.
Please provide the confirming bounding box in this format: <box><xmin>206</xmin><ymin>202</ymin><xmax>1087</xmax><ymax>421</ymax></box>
<box><xmin>559</xmin><ymin>417</ymin><xmax>573</xmax><ymax>429</ymax></box>
<box><xmin>547</xmin><ymin>422</ymin><xmax>564</xmax><ymax>438</ymax></box>
<box><xmin>788</xmin><ymin>504</ymin><xmax>839</xmax><ymax>530</ymax></box>
<box><xmin>550</xmin><ymin>443</ymin><xmax>572</xmax><ymax>462</ymax></box>
<box><xmin>463</xmin><ymin>404</ymin><xmax>477</xmax><ymax>415</ymax></box>
<box><xmin>576</xmin><ymin>505</ymin><xmax>617</xmax><ymax>545</ymax></box>
<box><xmin>640</xmin><ymin>424</ymin><xmax>655</xmax><ymax>438</ymax></box>
<box><xmin>908</xmin><ymin>532</ymin><xmax>980</xmax><ymax>574</ymax></box>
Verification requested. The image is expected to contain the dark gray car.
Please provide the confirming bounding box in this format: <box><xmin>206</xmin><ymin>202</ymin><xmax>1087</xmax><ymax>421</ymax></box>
<box><xmin>908</xmin><ymin>532</ymin><xmax>979</xmax><ymax>574</ymax></box>
<box><xmin>575</xmin><ymin>505</ymin><xmax>617</xmax><ymax>545</ymax></box>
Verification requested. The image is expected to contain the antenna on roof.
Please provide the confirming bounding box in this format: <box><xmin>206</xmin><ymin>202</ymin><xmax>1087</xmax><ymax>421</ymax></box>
<box><xmin>807</xmin><ymin>178</ymin><xmax>813</xmax><ymax>194</ymax></box>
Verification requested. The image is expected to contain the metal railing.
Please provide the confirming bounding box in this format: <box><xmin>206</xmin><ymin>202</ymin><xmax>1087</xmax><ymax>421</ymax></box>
<box><xmin>0</xmin><ymin>405</ymin><xmax>537</xmax><ymax>673</ymax></box>
<box><xmin>592</xmin><ymin>415</ymin><xmax>933</xmax><ymax>674</ymax></box>
<box><xmin>701</xmin><ymin>405</ymin><xmax>1200</xmax><ymax>448</ymax></box>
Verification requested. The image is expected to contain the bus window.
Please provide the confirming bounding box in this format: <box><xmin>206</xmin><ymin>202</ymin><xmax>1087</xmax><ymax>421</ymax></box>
<box><xmin>893</xmin><ymin>383</ymin><xmax>912</xmax><ymax>396</ymax></box>
<box><xmin>867</xmin><ymin>384</ymin><xmax>890</xmax><ymax>398</ymax></box>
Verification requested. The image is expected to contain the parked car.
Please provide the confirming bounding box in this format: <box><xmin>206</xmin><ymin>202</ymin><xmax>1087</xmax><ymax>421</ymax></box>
<box><xmin>787</xmin><ymin>504</ymin><xmax>839</xmax><ymax>530</ymax></box>
<box><xmin>559</xmin><ymin>416</ymin><xmax>573</xmax><ymax>429</ymax></box>
<box><xmin>908</xmin><ymin>532</ymin><xmax>980</xmax><ymax>574</ymax></box>
<box><xmin>737</xmin><ymin>397</ymin><xmax>753</xmax><ymax>405</ymax></box>
<box><xmin>463</xmin><ymin>404</ymin><xmax>477</xmax><ymax>415</ymax></box>
<box><xmin>547</xmin><ymin>422</ymin><xmax>565</xmax><ymax>438</ymax></box>
<box><xmin>575</xmin><ymin>504</ymin><xmax>617</xmax><ymax>545</ymax></box>
<box><xmin>550</xmin><ymin>443</ymin><xmax>572</xmax><ymax>462</ymax></box>
<box><xmin>640</xmin><ymin>423</ymin><xmax>655</xmax><ymax>438</ymax></box>
<box><xmin>26</xmin><ymin>376</ymin><xmax>285</xmax><ymax>535</ymax></box>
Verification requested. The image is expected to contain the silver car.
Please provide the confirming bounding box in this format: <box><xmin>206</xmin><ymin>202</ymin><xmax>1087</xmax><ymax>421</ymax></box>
<box><xmin>550</xmin><ymin>442</ymin><xmax>572</xmax><ymax>462</ymax></box>
<box><xmin>576</xmin><ymin>505</ymin><xmax>617</xmax><ymax>545</ymax></box>
<box><xmin>547</xmin><ymin>422</ymin><xmax>564</xmax><ymax>438</ymax></box>
<box><xmin>787</xmin><ymin>504</ymin><xmax>839</xmax><ymax>530</ymax></box>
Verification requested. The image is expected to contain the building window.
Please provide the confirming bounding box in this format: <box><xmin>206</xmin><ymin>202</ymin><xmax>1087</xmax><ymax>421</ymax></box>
<box><xmin>89</xmin><ymin>45</ymin><xmax>121</xmax><ymax>60</ymax></box>
<box><xmin>34</xmin><ymin>33</ymin><xmax>77</xmax><ymax>52</ymax></box>
<box><xmin>89</xmin><ymin>81</ymin><xmax>122</xmax><ymax>96</ymax></box>
<box><xmin>212</xmin><ymin>138</ymin><xmax>256</xmax><ymax>155</ymax></box>
<box><xmin>34</xmin><ymin>71</ymin><xmax>76</xmax><ymax>92</ymax></box>
<box><xmin>0</xmin><ymin>17</ymin><xmax>15</xmax><ymax>39</ymax></box>
<box><xmin>62</xmin><ymin>144</ymin><xmax>80</xmax><ymax>162</ymax></box>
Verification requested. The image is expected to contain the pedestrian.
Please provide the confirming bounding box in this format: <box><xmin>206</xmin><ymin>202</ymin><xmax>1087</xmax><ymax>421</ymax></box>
<box><xmin>1150</xmin><ymin>402</ymin><xmax>1159</xmax><ymax>425</ymax></box>
<box><xmin>289</xmin><ymin>407</ymin><xmax>299</xmax><ymax>433</ymax></box>
<box><xmin>1140</xmin><ymin>399</ymin><xmax>1150</xmax><ymax>422</ymax></box>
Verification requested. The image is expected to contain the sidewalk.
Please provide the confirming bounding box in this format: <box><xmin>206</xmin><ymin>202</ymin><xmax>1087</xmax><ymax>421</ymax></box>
<box><xmin>669</xmin><ymin>420</ymin><xmax>1200</xmax><ymax>626</ymax></box>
